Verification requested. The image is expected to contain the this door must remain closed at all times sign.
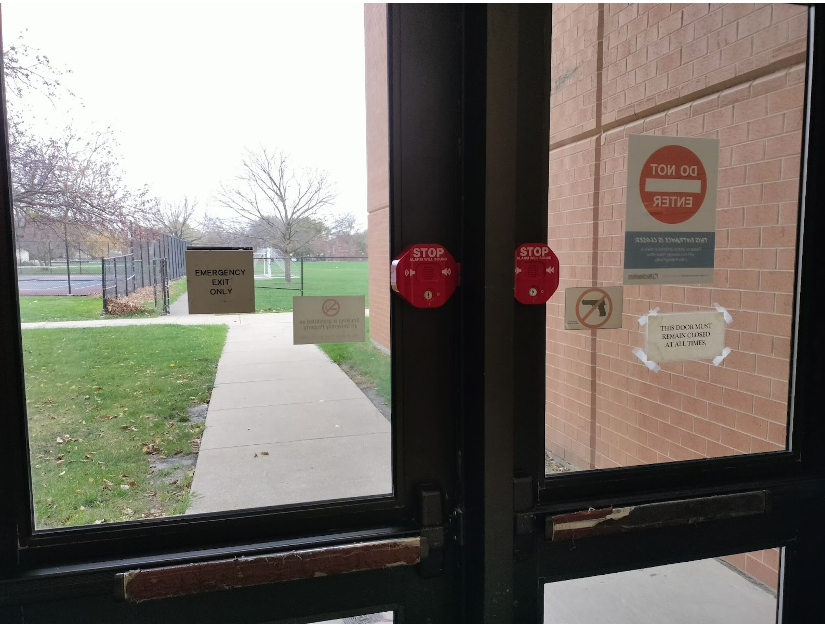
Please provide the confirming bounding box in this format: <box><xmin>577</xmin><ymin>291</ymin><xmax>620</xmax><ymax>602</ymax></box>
<box><xmin>623</xmin><ymin>135</ymin><xmax>719</xmax><ymax>286</ymax></box>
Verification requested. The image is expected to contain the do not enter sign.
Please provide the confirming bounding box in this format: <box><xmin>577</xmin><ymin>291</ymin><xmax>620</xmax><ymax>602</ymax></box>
<box><xmin>624</xmin><ymin>135</ymin><xmax>719</xmax><ymax>286</ymax></box>
<box><xmin>640</xmin><ymin>145</ymin><xmax>707</xmax><ymax>224</ymax></box>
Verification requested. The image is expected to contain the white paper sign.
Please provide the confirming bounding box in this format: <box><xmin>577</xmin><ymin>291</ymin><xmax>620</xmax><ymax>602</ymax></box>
<box><xmin>293</xmin><ymin>296</ymin><xmax>366</xmax><ymax>345</ymax></box>
<box><xmin>645</xmin><ymin>311</ymin><xmax>726</xmax><ymax>363</ymax></box>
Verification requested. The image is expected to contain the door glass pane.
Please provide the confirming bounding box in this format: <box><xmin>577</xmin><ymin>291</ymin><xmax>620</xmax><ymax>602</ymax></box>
<box><xmin>6</xmin><ymin>4</ymin><xmax>392</xmax><ymax>528</ymax></box>
<box><xmin>544</xmin><ymin>548</ymin><xmax>781</xmax><ymax>623</ymax></box>
<box><xmin>546</xmin><ymin>3</ymin><xmax>807</xmax><ymax>473</ymax></box>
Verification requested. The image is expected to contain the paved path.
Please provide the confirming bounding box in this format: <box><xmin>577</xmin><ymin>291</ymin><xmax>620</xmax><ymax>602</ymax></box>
<box><xmin>187</xmin><ymin>312</ymin><xmax>391</xmax><ymax>513</ymax></box>
<box><xmin>544</xmin><ymin>557</ymin><xmax>776</xmax><ymax>624</ymax></box>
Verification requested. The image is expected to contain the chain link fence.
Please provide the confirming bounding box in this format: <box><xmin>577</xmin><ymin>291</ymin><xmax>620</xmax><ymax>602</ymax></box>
<box><xmin>16</xmin><ymin>233</ymin><xmax>188</xmax><ymax>299</ymax></box>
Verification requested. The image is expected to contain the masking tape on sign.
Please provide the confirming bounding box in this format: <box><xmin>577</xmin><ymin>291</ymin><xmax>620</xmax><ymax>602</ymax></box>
<box><xmin>712</xmin><ymin>347</ymin><xmax>732</xmax><ymax>367</ymax></box>
<box><xmin>637</xmin><ymin>307</ymin><xmax>660</xmax><ymax>327</ymax></box>
<box><xmin>632</xmin><ymin>347</ymin><xmax>662</xmax><ymax>373</ymax></box>
<box><xmin>713</xmin><ymin>302</ymin><xmax>733</xmax><ymax>324</ymax></box>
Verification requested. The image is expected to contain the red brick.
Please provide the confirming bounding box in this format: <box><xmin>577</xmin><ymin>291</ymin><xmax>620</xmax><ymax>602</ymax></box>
<box><xmin>681</xmin><ymin>429</ymin><xmax>708</xmax><ymax>454</ymax></box>
<box><xmin>728</xmin><ymin>269</ymin><xmax>760</xmax><ymax>290</ymax></box>
<box><xmin>729</xmin><ymin>184</ymin><xmax>763</xmax><ymax>207</ymax></box>
<box><xmin>763</xmin><ymin>179</ymin><xmax>800</xmax><ymax>203</ymax></box>
<box><xmin>758</xmin><ymin>312</ymin><xmax>792</xmax><ymax>336</ymax></box>
<box><xmin>732</xmin><ymin>141</ymin><xmax>766</xmax><ymax>165</ymax></box>
<box><xmin>728</xmin><ymin>228</ymin><xmax>760</xmax><ymax>248</ymax></box>
<box><xmin>717</xmin><ymin>207</ymin><xmax>744</xmax><ymax>228</ymax></box>
<box><xmin>723</xmin><ymin>387</ymin><xmax>754</xmax><ymax>413</ymax></box>
<box><xmin>740</xmin><ymin>331</ymin><xmax>774</xmax><ymax>355</ymax></box>
<box><xmin>744</xmin><ymin>204</ymin><xmax>779</xmax><ymax>226</ymax></box>
<box><xmin>746</xmin><ymin>160</ymin><xmax>782</xmax><ymax>184</ymax></box>
<box><xmin>743</xmin><ymin>248</ymin><xmax>776</xmax><ymax>269</ymax></box>
<box><xmin>765</xmin><ymin>131</ymin><xmax>802</xmax><ymax>159</ymax></box>
<box><xmin>707</xmin><ymin>439</ymin><xmax>736</xmax><ymax>457</ymax></box>
<box><xmin>670</xmin><ymin>408</ymin><xmax>695</xmax><ymax>432</ymax></box>
<box><xmin>760</xmin><ymin>270</ymin><xmax>794</xmax><ymax>293</ymax></box>
<box><xmin>720</xmin><ymin>426</ymin><xmax>751</xmax><ymax>453</ymax></box>
<box><xmin>734</xmin><ymin>95</ymin><xmax>767</xmax><ymax>124</ymax></box>
<box><xmin>736</xmin><ymin>412</ymin><xmax>769</xmax><ymax>438</ymax></box>
<box><xmin>761</xmin><ymin>226</ymin><xmax>796</xmax><ymax>247</ymax></box>
<box><xmin>768</xmin><ymin>84</ymin><xmax>805</xmax><ymax>115</ymax></box>
<box><xmin>738</xmin><ymin>372</ymin><xmax>772</xmax><ymax>398</ymax></box>
<box><xmin>708</xmin><ymin>402</ymin><xmax>737</xmax><ymax>428</ymax></box>
<box><xmin>768</xmin><ymin>422</ymin><xmax>787</xmax><ymax>445</ymax></box>
<box><xmin>709</xmin><ymin>364</ymin><xmax>738</xmax><ymax>389</ymax></box>
<box><xmin>683</xmin><ymin>360</ymin><xmax>710</xmax><ymax>382</ymax></box>
<box><xmin>748</xmin><ymin>113</ymin><xmax>785</xmax><ymax>140</ymax></box>
<box><xmin>754</xmin><ymin>396</ymin><xmax>788</xmax><ymax>424</ymax></box>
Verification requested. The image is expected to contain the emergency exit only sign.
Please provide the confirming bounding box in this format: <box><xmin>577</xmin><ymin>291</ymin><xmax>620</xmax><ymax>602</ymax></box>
<box><xmin>624</xmin><ymin>135</ymin><xmax>719</xmax><ymax>285</ymax></box>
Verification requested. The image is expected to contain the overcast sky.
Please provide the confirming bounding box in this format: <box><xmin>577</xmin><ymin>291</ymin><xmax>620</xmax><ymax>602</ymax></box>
<box><xmin>2</xmin><ymin>2</ymin><xmax>369</xmax><ymax>227</ymax></box>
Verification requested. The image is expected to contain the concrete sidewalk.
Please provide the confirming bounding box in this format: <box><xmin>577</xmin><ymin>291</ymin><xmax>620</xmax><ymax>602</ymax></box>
<box><xmin>187</xmin><ymin>312</ymin><xmax>391</xmax><ymax>514</ymax></box>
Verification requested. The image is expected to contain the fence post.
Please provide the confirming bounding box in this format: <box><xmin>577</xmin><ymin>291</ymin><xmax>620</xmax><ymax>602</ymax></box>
<box><xmin>123</xmin><ymin>255</ymin><xmax>128</xmax><ymax>295</ymax></box>
<box><xmin>301</xmin><ymin>256</ymin><xmax>304</xmax><ymax>296</ymax></box>
<box><xmin>64</xmin><ymin>228</ymin><xmax>72</xmax><ymax>295</ymax></box>
<box><xmin>113</xmin><ymin>255</ymin><xmax>118</xmax><ymax>299</ymax></box>
<box><xmin>153</xmin><ymin>260</ymin><xmax>158</xmax><ymax>308</ymax></box>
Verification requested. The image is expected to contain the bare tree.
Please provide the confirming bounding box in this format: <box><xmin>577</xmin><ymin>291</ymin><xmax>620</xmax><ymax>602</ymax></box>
<box><xmin>216</xmin><ymin>147</ymin><xmax>336</xmax><ymax>281</ymax></box>
<box><xmin>4</xmin><ymin>34</ymin><xmax>147</xmax><ymax>256</ymax></box>
<box><xmin>149</xmin><ymin>196</ymin><xmax>202</xmax><ymax>242</ymax></box>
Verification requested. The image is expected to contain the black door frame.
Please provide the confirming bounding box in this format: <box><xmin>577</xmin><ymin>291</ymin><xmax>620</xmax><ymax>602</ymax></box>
<box><xmin>1</xmin><ymin>4</ymin><xmax>824</xmax><ymax>623</ymax></box>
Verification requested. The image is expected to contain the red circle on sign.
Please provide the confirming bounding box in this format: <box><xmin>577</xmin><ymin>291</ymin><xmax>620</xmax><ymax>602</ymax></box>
<box><xmin>575</xmin><ymin>288</ymin><xmax>613</xmax><ymax>329</ymax></box>
<box><xmin>640</xmin><ymin>145</ymin><xmax>706</xmax><ymax>225</ymax></box>
<box><xmin>322</xmin><ymin>299</ymin><xmax>340</xmax><ymax>317</ymax></box>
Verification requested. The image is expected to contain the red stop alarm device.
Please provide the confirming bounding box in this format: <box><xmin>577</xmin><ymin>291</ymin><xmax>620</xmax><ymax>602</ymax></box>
<box><xmin>514</xmin><ymin>243</ymin><xmax>559</xmax><ymax>304</ymax></box>
<box><xmin>391</xmin><ymin>244</ymin><xmax>460</xmax><ymax>308</ymax></box>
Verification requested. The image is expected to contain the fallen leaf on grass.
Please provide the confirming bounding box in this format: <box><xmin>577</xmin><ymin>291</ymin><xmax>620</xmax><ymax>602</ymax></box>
<box><xmin>56</xmin><ymin>459</ymin><xmax>64</xmax><ymax>466</ymax></box>
<box><xmin>58</xmin><ymin>471</ymin><xmax>65</xmax><ymax>476</ymax></box>
<box><xmin>144</xmin><ymin>491</ymin><xmax>157</xmax><ymax>498</ymax></box>
<box><xmin>120</xmin><ymin>484</ymin><xmax>130</xmax><ymax>490</ymax></box>
<box><xmin>260</xmin><ymin>451</ymin><xmax>269</xmax><ymax>456</ymax></box>
<box><xmin>128</xmin><ymin>481</ymin><xmax>137</xmax><ymax>487</ymax></box>
<box><xmin>121</xmin><ymin>507</ymin><xmax>134</xmax><ymax>516</ymax></box>
<box><xmin>102</xmin><ymin>479</ymin><xmax>114</xmax><ymax>489</ymax></box>
<box><xmin>56</xmin><ymin>437</ymin><xmax>64</xmax><ymax>444</ymax></box>
<box><xmin>142</xmin><ymin>443</ymin><xmax>160</xmax><ymax>455</ymax></box>
<box><xmin>173</xmin><ymin>449</ymin><xmax>183</xmax><ymax>455</ymax></box>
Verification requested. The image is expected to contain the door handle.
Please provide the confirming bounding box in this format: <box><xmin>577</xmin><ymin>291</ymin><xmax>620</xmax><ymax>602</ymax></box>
<box><xmin>546</xmin><ymin>491</ymin><xmax>768</xmax><ymax>542</ymax></box>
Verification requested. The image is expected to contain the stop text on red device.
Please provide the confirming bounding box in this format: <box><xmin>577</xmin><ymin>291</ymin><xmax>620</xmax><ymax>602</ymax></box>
<box><xmin>391</xmin><ymin>244</ymin><xmax>460</xmax><ymax>308</ymax></box>
<box><xmin>514</xmin><ymin>243</ymin><xmax>559</xmax><ymax>305</ymax></box>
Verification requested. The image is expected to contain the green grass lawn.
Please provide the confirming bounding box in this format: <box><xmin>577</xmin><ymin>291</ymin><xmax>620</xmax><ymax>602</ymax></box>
<box><xmin>18</xmin><ymin>296</ymin><xmax>105</xmax><ymax>323</ymax></box>
<box><xmin>23</xmin><ymin>324</ymin><xmax>227</xmax><ymax>527</ymax></box>
<box><xmin>18</xmin><ymin>278</ymin><xmax>188</xmax><ymax>323</ymax></box>
<box><xmin>255</xmin><ymin>261</ymin><xmax>368</xmax><ymax>312</ymax></box>
<box><xmin>319</xmin><ymin>319</ymin><xmax>390</xmax><ymax>402</ymax></box>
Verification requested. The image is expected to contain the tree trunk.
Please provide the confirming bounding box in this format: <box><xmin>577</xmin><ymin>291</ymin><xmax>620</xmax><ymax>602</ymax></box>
<box><xmin>284</xmin><ymin>256</ymin><xmax>292</xmax><ymax>284</ymax></box>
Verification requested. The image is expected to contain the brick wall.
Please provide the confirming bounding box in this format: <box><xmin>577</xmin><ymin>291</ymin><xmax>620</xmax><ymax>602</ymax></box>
<box><xmin>546</xmin><ymin>3</ymin><xmax>807</xmax><ymax>591</ymax></box>
<box><xmin>365</xmin><ymin>3</ymin><xmax>390</xmax><ymax>352</ymax></box>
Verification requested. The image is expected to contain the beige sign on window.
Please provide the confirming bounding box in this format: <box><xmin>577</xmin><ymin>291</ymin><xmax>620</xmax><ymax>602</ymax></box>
<box><xmin>185</xmin><ymin>248</ymin><xmax>255</xmax><ymax>314</ymax></box>
<box><xmin>564</xmin><ymin>286</ymin><xmax>624</xmax><ymax>330</ymax></box>
<box><xmin>645</xmin><ymin>311</ymin><xmax>726</xmax><ymax>363</ymax></box>
<box><xmin>293</xmin><ymin>296</ymin><xmax>366</xmax><ymax>345</ymax></box>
